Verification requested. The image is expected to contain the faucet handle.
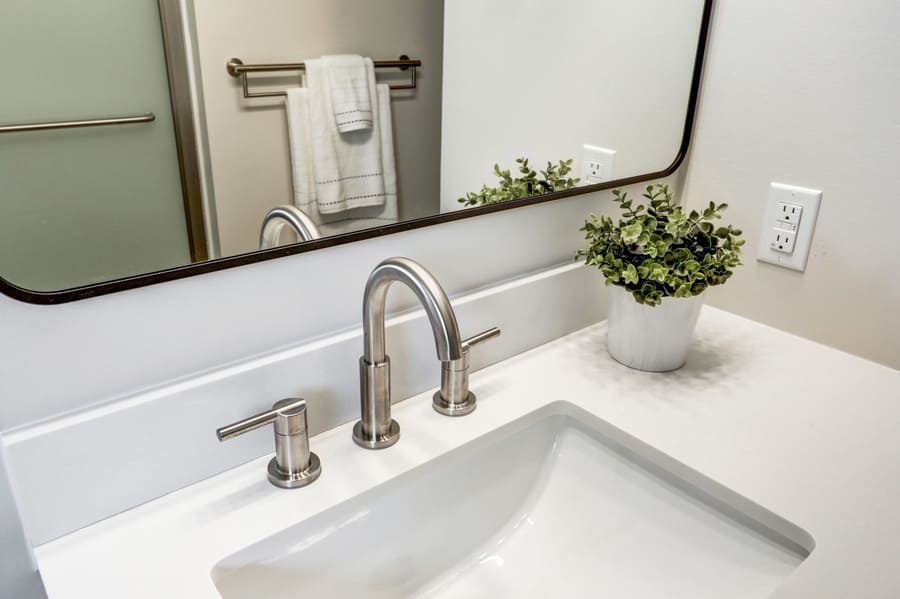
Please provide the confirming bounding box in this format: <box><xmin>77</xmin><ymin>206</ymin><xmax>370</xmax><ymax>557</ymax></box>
<box><xmin>463</xmin><ymin>327</ymin><xmax>502</xmax><ymax>350</ymax></box>
<box><xmin>216</xmin><ymin>398</ymin><xmax>322</xmax><ymax>489</ymax></box>
<box><xmin>433</xmin><ymin>326</ymin><xmax>501</xmax><ymax>417</ymax></box>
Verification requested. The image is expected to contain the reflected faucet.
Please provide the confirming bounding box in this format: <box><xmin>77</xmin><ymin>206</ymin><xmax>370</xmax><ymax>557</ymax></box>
<box><xmin>259</xmin><ymin>205</ymin><xmax>321</xmax><ymax>249</ymax></box>
<box><xmin>353</xmin><ymin>257</ymin><xmax>500</xmax><ymax>449</ymax></box>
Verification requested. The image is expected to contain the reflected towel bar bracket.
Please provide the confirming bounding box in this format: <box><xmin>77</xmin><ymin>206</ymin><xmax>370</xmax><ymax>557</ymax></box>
<box><xmin>226</xmin><ymin>55</ymin><xmax>420</xmax><ymax>99</ymax></box>
<box><xmin>0</xmin><ymin>113</ymin><xmax>156</xmax><ymax>134</ymax></box>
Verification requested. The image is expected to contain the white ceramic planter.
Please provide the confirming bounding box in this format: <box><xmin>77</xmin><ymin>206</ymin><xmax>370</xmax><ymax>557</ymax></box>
<box><xmin>606</xmin><ymin>285</ymin><xmax>705</xmax><ymax>372</ymax></box>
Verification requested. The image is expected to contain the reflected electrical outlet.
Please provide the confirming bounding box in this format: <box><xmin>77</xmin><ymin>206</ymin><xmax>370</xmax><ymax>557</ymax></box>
<box><xmin>582</xmin><ymin>144</ymin><xmax>617</xmax><ymax>183</ymax></box>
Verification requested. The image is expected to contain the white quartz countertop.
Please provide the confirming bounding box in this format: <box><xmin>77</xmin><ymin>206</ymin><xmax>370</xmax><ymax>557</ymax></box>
<box><xmin>34</xmin><ymin>307</ymin><xmax>900</xmax><ymax>599</ymax></box>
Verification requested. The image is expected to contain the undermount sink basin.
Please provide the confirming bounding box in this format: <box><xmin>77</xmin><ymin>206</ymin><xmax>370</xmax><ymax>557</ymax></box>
<box><xmin>212</xmin><ymin>402</ymin><xmax>813</xmax><ymax>598</ymax></box>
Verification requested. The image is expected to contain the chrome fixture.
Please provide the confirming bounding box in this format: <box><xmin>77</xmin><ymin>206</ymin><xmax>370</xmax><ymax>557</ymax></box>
<box><xmin>217</xmin><ymin>398</ymin><xmax>321</xmax><ymax>489</ymax></box>
<box><xmin>0</xmin><ymin>112</ymin><xmax>155</xmax><ymax>134</ymax></box>
<box><xmin>353</xmin><ymin>257</ymin><xmax>500</xmax><ymax>449</ymax></box>
<box><xmin>259</xmin><ymin>205</ymin><xmax>321</xmax><ymax>249</ymax></box>
<box><xmin>227</xmin><ymin>55</ymin><xmax>421</xmax><ymax>99</ymax></box>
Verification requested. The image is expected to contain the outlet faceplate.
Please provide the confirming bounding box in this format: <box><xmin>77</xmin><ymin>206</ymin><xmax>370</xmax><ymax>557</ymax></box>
<box><xmin>757</xmin><ymin>183</ymin><xmax>822</xmax><ymax>272</ymax></box>
<box><xmin>582</xmin><ymin>145</ymin><xmax>616</xmax><ymax>184</ymax></box>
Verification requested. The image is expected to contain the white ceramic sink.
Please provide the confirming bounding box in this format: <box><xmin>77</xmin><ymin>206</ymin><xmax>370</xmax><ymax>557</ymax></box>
<box><xmin>212</xmin><ymin>402</ymin><xmax>812</xmax><ymax>598</ymax></box>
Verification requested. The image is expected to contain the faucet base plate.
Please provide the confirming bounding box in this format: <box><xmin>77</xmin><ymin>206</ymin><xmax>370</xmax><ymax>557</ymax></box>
<box><xmin>352</xmin><ymin>420</ymin><xmax>400</xmax><ymax>450</ymax></box>
<box><xmin>432</xmin><ymin>391</ymin><xmax>477</xmax><ymax>417</ymax></box>
<box><xmin>267</xmin><ymin>453</ymin><xmax>321</xmax><ymax>489</ymax></box>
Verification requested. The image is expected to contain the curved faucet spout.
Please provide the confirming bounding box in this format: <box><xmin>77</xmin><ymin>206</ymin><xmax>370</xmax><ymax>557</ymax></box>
<box><xmin>259</xmin><ymin>205</ymin><xmax>321</xmax><ymax>249</ymax></box>
<box><xmin>355</xmin><ymin>257</ymin><xmax>494</xmax><ymax>449</ymax></box>
<box><xmin>362</xmin><ymin>257</ymin><xmax>463</xmax><ymax>364</ymax></box>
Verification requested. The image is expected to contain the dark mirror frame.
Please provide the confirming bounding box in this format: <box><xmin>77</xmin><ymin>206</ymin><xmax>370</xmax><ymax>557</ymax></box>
<box><xmin>0</xmin><ymin>0</ymin><xmax>713</xmax><ymax>305</ymax></box>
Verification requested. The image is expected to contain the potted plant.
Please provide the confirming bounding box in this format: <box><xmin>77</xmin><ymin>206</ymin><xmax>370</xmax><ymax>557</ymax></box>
<box><xmin>577</xmin><ymin>183</ymin><xmax>744</xmax><ymax>372</ymax></box>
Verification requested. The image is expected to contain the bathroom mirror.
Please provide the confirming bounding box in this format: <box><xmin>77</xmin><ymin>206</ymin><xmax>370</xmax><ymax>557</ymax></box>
<box><xmin>0</xmin><ymin>0</ymin><xmax>712</xmax><ymax>303</ymax></box>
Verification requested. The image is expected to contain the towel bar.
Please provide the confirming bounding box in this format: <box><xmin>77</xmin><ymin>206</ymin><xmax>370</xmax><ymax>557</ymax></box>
<box><xmin>226</xmin><ymin>56</ymin><xmax>421</xmax><ymax>99</ymax></box>
<box><xmin>0</xmin><ymin>113</ymin><xmax>156</xmax><ymax>134</ymax></box>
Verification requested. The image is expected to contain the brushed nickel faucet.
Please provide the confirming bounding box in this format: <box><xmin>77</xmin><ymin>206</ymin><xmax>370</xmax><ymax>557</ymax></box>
<box><xmin>353</xmin><ymin>257</ymin><xmax>500</xmax><ymax>449</ymax></box>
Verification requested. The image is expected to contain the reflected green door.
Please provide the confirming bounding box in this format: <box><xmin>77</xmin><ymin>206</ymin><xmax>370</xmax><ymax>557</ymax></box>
<box><xmin>0</xmin><ymin>0</ymin><xmax>191</xmax><ymax>292</ymax></box>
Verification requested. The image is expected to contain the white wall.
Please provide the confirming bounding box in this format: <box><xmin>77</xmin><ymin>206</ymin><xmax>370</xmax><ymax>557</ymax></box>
<box><xmin>0</xmin><ymin>441</ymin><xmax>46</xmax><ymax>599</ymax></box>
<box><xmin>440</xmin><ymin>0</ymin><xmax>704</xmax><ymax>211</ymax></box>
<box><xmin>189</xmin><ymin>0</ymin><xmax>444</xmax><ymax>257</ymax></box>
<box><xmin>680</xmin><ymin>0</ymin><xmax>900</xmax><ymax>369</ymax></box>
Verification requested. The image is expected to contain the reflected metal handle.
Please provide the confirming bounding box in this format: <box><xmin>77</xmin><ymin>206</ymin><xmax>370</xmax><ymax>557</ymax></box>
<box><xmin>0</xmin><ymin>113</ymin><xmax>155</xmax><ymax>134</ymax></box>
<box><xmin>216</xmin><ymin>398</ymin><xmax>321</xmax><ymax>489</ymax></box>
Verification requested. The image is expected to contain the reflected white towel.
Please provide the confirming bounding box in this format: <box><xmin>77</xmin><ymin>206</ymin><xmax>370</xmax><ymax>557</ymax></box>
<box><xmin>377</xmin><ymin>83</ymin><xmax>397</xmax><ymax>209</ymax></box>
<box><xmin>285</xmin><ymin>87</ymin><xmax>316</xmax><ymax>211</ymax></box>
<box><xmin>285</xmin><ymin>84</ymin><xmax>398</xmax><ymax>235</ymax></box>
<box><xmin>323</xmin><ymin>55</ymin><xmax>374</xmax><ymax>133</ymax></box>
<box><xmin>305</xmin><ymin>57</ymin><xmax>386</xmax><ymax>215</ymax></box>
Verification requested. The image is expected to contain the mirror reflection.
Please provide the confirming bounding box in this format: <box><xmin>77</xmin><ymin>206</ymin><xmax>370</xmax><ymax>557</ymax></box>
<box><xmin>0</xmin><ymin>0</ymin><xmax>705</xmax><ymax>293</ymax></box>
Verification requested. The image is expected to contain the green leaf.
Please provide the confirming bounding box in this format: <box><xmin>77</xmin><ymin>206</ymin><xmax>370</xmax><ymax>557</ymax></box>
<box><xmin>675</xmin><ymin>284</ymin><xmax>693</xmax><ymax>298</ymax></box>
<box><xmin>623</xmin><ymin>263</ymin><xmax>639</xmax><ymax>285</ymax></box>
<box><xmin>621</xmin><ymin>223</ymin><xmax>643</xmax><ymax>244</ymax></box>
<box><xmin>684</xmin><ymin>260</ymin><xmax>701</xmax><ymax>273</ymax></box>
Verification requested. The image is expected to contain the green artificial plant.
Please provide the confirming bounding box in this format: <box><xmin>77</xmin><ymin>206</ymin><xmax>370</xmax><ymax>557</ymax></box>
<box><xmin>576</xmin><ymin>183</ymin><xmax>744</xmax><ymax>306</ymax></box>
<box><xmin>458</xmin><ymin>157</ymin><xmax>579</xmax><ymax>207</ymax></box>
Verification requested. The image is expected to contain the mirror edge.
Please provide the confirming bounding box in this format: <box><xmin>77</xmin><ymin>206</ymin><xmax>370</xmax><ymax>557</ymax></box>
<box><xmin>0</xmin><ymin>0</ymin><xmax>713</xmax><ymax>306</ymax></box>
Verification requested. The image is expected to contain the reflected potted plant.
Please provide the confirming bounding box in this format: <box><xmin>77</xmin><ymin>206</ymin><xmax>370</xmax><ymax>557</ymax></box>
<box><xmin>577</xmin><ymin>183</ymin><xmax>744</xmax><ymax>371</ymax></box>
<box><xmin>458</xmin><ymin>158</ymin><xmax>579</xmax><ymax>206</ymax></box>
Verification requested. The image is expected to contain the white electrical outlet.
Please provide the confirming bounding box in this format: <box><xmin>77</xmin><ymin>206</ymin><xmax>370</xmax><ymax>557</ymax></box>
<box><xmin>757</xmin><ymin>183</ymin><xmax>822</xmax><ymax>271</ymax></box>
<box><xmin>582</xmin><ymin>145</ymin><xmax>616</xmax><ymax>184</ymax></box>
<box><xmin>769</xmin><ymin>228</ymin><xmax>797</xmax><ymax>254</ymax></box>
<box><xmin>777</xmin><ymin>202</ymin><xmax>803</xmax><ymax>226</ymax></box>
